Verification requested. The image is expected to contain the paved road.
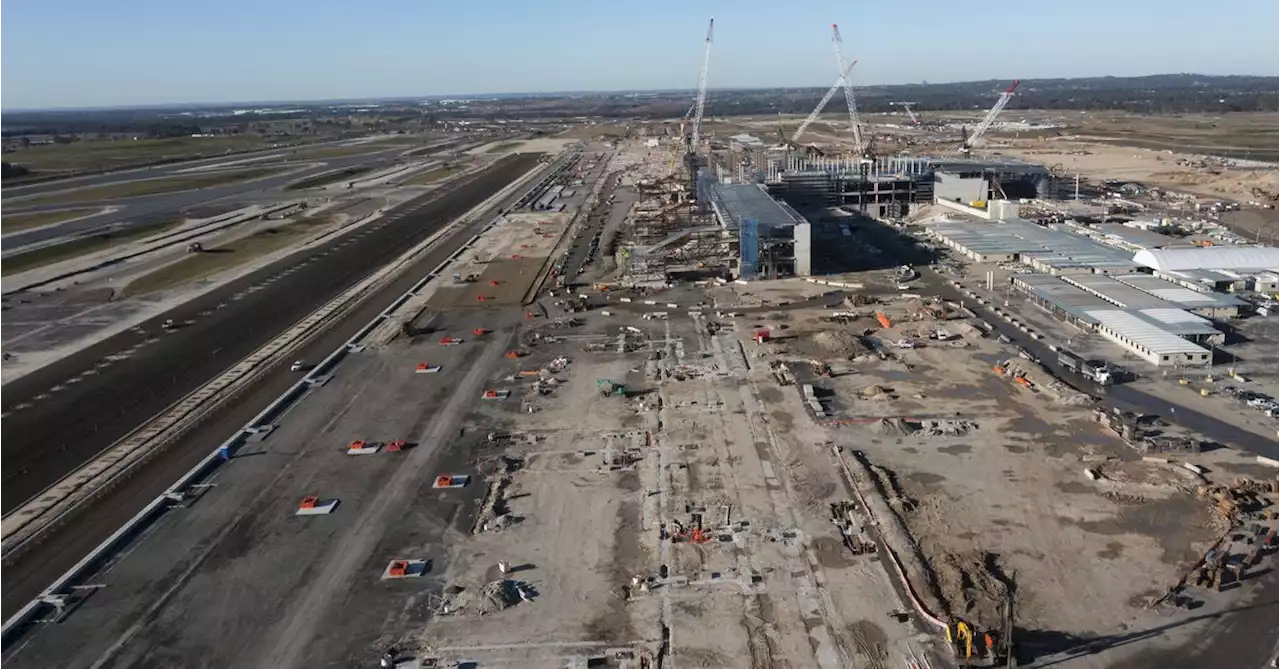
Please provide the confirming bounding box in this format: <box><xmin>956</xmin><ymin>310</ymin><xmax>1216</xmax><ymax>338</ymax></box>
<box><xmin>2</xmin><ymin>144</ymin><xmax>427</xmax><ymax>250</ymax></box>
<box><xmin>0</xmin><ymin>154</ymin><xmax>544</xmax><ymax>513</ymax></box>
<box><xmin>0</xmin><ymin>153</ymin><xmax>550</xmax><ymax>620</ymax></box>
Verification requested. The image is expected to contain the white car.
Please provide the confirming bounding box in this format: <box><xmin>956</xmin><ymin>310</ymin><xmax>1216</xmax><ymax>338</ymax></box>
<box><xmin>289</xmin><ymin>360</ymin><xmax>306</xmax><ymax>372</ymax></box>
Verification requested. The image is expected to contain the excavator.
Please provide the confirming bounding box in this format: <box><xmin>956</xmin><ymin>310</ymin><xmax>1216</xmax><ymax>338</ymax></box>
<box><xmin>596</xmin><ymin>379</ymin><xmax>626</xmax><ymax>397</ymax></box>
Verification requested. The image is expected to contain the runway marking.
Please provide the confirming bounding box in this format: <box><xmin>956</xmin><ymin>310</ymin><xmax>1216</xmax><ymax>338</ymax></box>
<box><xmin>65</xmin><ymin>376</ymin><xmax>83</xmax><ymax>385</ymax></box>
<box><xmin>48</xmin><ymin>385</ymin><xmax>65</xmax><ymax>393</ymax></box>
<box><xmin>11</xmin><ymin>402</ymin><xmax>33</xmax><ymax>410</ymax></box>
<box><xmin>33</xmin><ymin>393</ymin><xmax>50</xmax><ymax>400</ymax></box>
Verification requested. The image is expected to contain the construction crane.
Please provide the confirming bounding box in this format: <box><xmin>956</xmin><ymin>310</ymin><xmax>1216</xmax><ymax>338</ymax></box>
<box><xmin>790</xmin><ymin>59</ymin><xmax>859</xmax><ymax>145</ymax></box>
<box><xmin>830</xmin><ymin>24</ymin><xmax>865</xmax><ymax>157</ymax></box>
<box><xmin>892</xmin><ymin>101</ymin><xmax>921</xmax><ymax>125</ymax></box>
<box><xmin>959</xmin><ymin>79</ymin><xmax>1020</xmax><ymax>156</ymax></box>
<box><xmin>682</xmin><ymin>18</ymin><xmax>714</xmax><ymax>197</ymax></box>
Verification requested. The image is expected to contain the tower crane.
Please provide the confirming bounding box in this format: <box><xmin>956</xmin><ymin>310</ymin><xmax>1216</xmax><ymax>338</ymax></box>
<box><xmin>959</xmin><ymin>80</ymin><xmax>1020</xmax><ymax>156</ymax></box>
<box><xmin>682</xmin><ymin>18</ymin><xmax>714</xmax><ymax>196</ymax></box>
<box><xmin>790</xmin><ymin>59</ymin><xmax>859</xmax><ymax>145</ymax></box>
<box><xmin>892</xmin><ymin>101</ymin><xmax>921</xmax><ymax>125</ymax></box>
<box><xmin>831</xmin><ymin>24</ymin><xmax>865</xmax><ymax>157</ymax></box>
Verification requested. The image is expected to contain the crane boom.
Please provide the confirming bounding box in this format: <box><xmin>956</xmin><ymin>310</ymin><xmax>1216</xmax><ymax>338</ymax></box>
<box><xmin>961</xmin><ymin>80</ymin><xmax>1020</xmax><ymax>154</ymax></box>
<box><xmin>791</xmin><ymin>59</ymin><xmax>859</xmax><ymax>144</ymax></box>
<box><xmin>831</xmin><ymin>24</ymin><xmax>864</xmax><ymax>155</ymax></box>
<box><xmin>689</xmin><ymin>18</ymin><xmax>714</xmax><ymax>151</ymax></box>
<box><xmin>894</xmin><ymin>101</ymin><xmax>920</xmax><ymax>125</ymax></box>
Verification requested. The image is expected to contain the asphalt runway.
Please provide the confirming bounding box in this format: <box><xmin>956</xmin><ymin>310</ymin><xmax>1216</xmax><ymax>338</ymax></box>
<box><xmin>2</xmin><ymin>147</ymin><xmax>411</xmax><ymax>249</ymax></box>
<box><xmin>0</xmin><ymin>153</ymin><xmax>544</xmax><ymax>513</ymax></box>
<box><xmin>0</xmin><ymin>153</ymin><xmax>548</xmax><ymax>620</ymax></box>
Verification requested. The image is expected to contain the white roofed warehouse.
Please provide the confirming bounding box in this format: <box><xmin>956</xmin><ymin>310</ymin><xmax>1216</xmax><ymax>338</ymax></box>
<box><xmin>1133</xmin><ymin>247</ymin><xmax>1278</xmax><ymax>272</ymax></box>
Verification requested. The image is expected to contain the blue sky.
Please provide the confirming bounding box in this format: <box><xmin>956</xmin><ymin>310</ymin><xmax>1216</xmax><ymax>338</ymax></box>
<box><xmin>3</xmin><ymin>0</ymin><xmax>1277</xmax><ymax>109</ymax></box>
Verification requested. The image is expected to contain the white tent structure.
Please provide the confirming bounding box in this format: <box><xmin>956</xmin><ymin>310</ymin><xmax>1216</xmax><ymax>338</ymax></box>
<box><xmin>1132</xmin><ymin>247</ymin><xmax>1279</xmax><ymax>273</ymax></box>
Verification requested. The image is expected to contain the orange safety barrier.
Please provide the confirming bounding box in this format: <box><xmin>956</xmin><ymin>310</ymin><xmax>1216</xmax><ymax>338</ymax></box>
<box><xmin>992</xmin><ymin>365</ymin><xmax>1005</xmax><ymax>375</ymax></box>
<box><xmin>518</xmin><ymin>370</ymin><xmax>540</xmax><ymax>377</ymax></box>
<box><xmin>482</xmin><ymin>390</ymin><xmax>500</xmax><ymax>399</ymax></box>
<box><xmin>387</xmin><ymin>440</ymin><xmax>406</xmax><ymax>451</ymax></box>
<box><xmin>435</xmin><ymin>475</ymin><xmax>454</xmax><ymax>487</ymax></box>
<box><xmin>488</xmin><ymin>280</ymin><xmax>501</xmax><ymax>286</ymax></box>
<box><xmin>472</xmin><ymin>328</ymin><xmax>489</xmax><ymax>335</ymax></box>
<box><xmin>504</xmin><ymin>350</ymin><xmax>524</xmax><ymax>359</ymax></box>
<box><xmin>299</xmin><ymin>496</ymin><xmax>319</xmax><ymax>510</ymax></box>
<box><xmin>389</xmin><ymin>560</ymin><xmax>409</xmax><ymax>576</ymax></box>
<box><xmin>349</xmin><ymin>439</ymin><xmax>367</xmax><ymax>450</ymax></box>
<box><xmin>875</xmin><ymin>311</ymin><xmax>893</xmax><ymax>329</ymax></box>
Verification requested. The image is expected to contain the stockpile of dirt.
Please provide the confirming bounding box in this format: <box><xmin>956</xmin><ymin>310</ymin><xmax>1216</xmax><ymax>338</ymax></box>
<box><xmin>450</xmin><ymin>579</ymin><xmax>525</xmax><ymax>615</ymax></box>
<box><xmin>875</xmin><ymin>418</ymin><xmax>918</xmax><ymax>436</ymax></box>
<box><xmin>812</xmin><ymin>330</ymin><xmax>872</xmax><ymax>359</ymax></box>
<box><xmin>859</xmin><ymin>385</ymin><xmax>894</xmax><ymax>401</ymax></box>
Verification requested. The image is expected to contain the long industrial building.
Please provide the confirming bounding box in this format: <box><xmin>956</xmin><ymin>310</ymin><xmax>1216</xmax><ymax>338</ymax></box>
<box><xmin>923</xmin><ymin>214</ymin><xmax>1271</xmax><ymax>367</ymax></box>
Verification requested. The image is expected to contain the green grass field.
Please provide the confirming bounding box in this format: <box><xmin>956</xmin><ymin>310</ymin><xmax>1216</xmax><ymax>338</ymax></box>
<box><xmin>123</xmin><ymin>216</ymin><xmax>336</xmax><ymax>295</ymax></box>
<box><xmin>1</xmin><ymin>207</ymin><xmax>102</xmax><ymax>234</ymax></box>
<box><xmin>285</xmin><ymin>166</ymin><xmax>374</xmax><ymax>191</ymax></box>
<box><xmin>3</xmin><ymin>136</ymin><xmax>279</xmax><ymax>175</ymax></box>
<box><xmin>289</xmin><ymin>144</ymin><xmax>387</xmax><ymax>160</ymax></box>
<box><xmin>2</xmin><ymin>219</ymin><xmax>183</xmax><ymax>276</ymax></box>
<box><xmin>405</xmin><ymin>165</ymin><xmax>464</xmax><ymax>185</ymax></box>
<box><xmin>7</xmin><ymin>168</ymin><xmax>283</xmax><ymax>207</ymax></box>
<box><xmin>485</xmin><ymin>142</ymin><xmax>524</xmax><ymax>154</ymax></box>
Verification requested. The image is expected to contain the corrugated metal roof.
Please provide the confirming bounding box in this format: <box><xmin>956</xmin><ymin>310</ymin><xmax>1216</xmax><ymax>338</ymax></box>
<box><xmin>930</xmin><ymin>218</ymin><xmax>1138</xmax><ymax>269</ymax></box>
<box><xmin>1133</xmin><ymin>308</ymin><xmax>1219</xmax><ymax>336</ymax></box>
<box><xmin>1113</xmin><ymin>274</ymin><xmax>1246</xmax><ymax>308</ymax></box>
<box><xmin>709</xmin><ymin>183</ymin><xmax>805</xmax><ymax>230</ymax></box>
<box><xmin>1133</xmin><ymin>247</ymin><xmax>1280</xmax><ymax>272</ymax></box>
<box><xmin>1083</xmin><ymin>309</ymin><xmax>1211</xmax><ymax>356</ymax></box>
<box><xmin>1064</xmin><ymin>274</ymin><xmax>1178</xmax><ymax>309</ymax></box>
<box><xmin>1093</xmin><ymin>224</ymin><xmax>1178</xmax><ymax>249</ymax></box>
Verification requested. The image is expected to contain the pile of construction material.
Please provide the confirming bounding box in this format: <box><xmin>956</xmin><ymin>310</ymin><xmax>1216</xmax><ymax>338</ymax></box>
<box><xmin>801</xmin><ymin>384</ymin><xmax>827</xmax><ymax>417</ymax></box>
<box><xmin>1138</xmin><ymin>435</ymin><xmax>1204</xmax><ymax>455</ymax></box>
<box><xmin>918</xmin><ymin>419</ymin><xmax>977</xmax><ymax>436</ymax></box>
<box><xmin>447</xmin><ymin>579</ymin><xmax>533</xmax><ymax>615</ymax></box>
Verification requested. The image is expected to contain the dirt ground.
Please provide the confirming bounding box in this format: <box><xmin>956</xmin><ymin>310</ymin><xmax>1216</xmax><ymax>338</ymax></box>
<box><xmin>428</xmin><ymin>212</ymin><xmax>570</xmax><ymax>308</ymax></box>
<box><xmin>989</xmin><ymin>137</ymin><xmax>1278</xmax><ymax>204</ymax></box>
<box><xmin>737</xmin><ymin>275</ymin><xmax>1278</xmax><ymax>668</ymax></box>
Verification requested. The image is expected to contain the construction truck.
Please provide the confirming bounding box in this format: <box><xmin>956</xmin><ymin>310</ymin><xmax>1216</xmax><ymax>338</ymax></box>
<box><xmin>1058</xmin><ymin>349</ymin><xmax>1113</xmax><ymax>385</ymax></box>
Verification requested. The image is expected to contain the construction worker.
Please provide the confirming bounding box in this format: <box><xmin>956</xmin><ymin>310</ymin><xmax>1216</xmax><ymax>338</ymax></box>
<box><xmin>984</xmin><ymin>631</ymin><xmax>996</xmax><ymax>657</ymax></box>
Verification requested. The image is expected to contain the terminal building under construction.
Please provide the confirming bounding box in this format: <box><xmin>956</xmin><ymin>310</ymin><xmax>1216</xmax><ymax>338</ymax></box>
<box><xmin>700</xmin><ymin>155</ymin><xmax>1054</xmax><ymax>280</ymax></box>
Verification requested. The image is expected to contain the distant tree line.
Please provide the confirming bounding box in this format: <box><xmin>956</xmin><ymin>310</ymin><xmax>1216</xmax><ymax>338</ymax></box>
<box><xmin>3</xmin><ymin>74</ymin><xmax>1273</xmax><ymax>138</ymax></box>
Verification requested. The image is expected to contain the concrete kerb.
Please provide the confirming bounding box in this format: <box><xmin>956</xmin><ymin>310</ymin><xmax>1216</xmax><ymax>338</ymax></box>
<box><xmin>0</xmin><ymin>152</ymin><xmax>566</xmax><ymax>643</ymax></box>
